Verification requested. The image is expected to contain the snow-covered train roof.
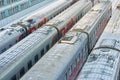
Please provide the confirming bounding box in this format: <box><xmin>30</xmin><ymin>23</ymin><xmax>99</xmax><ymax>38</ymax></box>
<box><xmin>71</xmin><ymin>1</ymin><xmax>111</xmax><ymax>32</ymax></box>
<box><xmin>77</xmin><ymin>49</ymin><xmax>120</xmax><ymax>80</ymax></box>
<box><xmin>20</xmin><ymin>31</ymin><xmax>86</xmax><ymax>80</ymax></box>
<box><xmin>45</xmin><ymin>0</ymin><xmax>92</xmax><ymax>30</ymax></box>
<box><xmin>0</xmin><ymin>26</ymin><xmax>57</xmax><ymax>77</ymax></box>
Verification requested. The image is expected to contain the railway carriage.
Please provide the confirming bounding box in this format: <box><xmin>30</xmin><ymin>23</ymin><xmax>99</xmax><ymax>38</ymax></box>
<box><xmin>0</xmin><ymin>0</ymin><xmax>92</xmax><ymax>80</ymax></box>
<box><xmin>0</xmin><ymin>0</ymin><xmax>76</xmax><ymax>54</ymax></box>
<box><xmin>77</xmin><ymin>3</ymin><xmax>120</xmax><ymax>80</ymax></box>
<box><xmin>20</xmin><ymin>1</ymin><xmax>112</xmax><ymax>80</ymax></box>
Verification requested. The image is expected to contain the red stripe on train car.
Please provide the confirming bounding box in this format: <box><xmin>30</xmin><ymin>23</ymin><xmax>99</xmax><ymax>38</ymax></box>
<box><xmin>43</xmin><ymin>17</ymin><xmax>47</xmax><ymax>24</ymax></box>
<box><xmin>59</xmin><ymin>27</ymin><xmax>66</xmax><ymax>37</ymax></box>
<box><xmin>52</xmin><ymin>36</ymin><xmax>55</xmax><ymax>46</ymax></box>
<box><xmin>69</xmin><ymin>57</ymin><xmax>83</xmax><ymax>80</ymax></box>
<box><xmin>38</xmin><ymin>21</ymin><xmax>43</xmax><ymax>27</ymax></box>
<box><xmin>17</xmin><ymin>35</ymin><xmax>22</xmax><ymax>42</ymax></box>
<box><xmin>38</xmin><ymin>17</ymin><xmax>47</xmax><ymax>28</ymax></box>
<box><xmin>66</xmin><ymin>18</ymin><xmax>74</xmax><ymax>30</ymax></box>
<box><xmin>28</xmin><ymin>27</ymin><xmax>37</xmax><ymax>34</ymax></box>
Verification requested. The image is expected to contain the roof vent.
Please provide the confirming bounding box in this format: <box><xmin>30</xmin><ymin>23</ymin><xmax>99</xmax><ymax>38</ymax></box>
<box><xmin>117</xmin><ymin>4</ymin><xmax>120</xmax><ymax>9</ymax></box>
<box><xmin>59</xmin><ymin>32</ymin><xmax>78</xmax><ymax>44</ymax></box>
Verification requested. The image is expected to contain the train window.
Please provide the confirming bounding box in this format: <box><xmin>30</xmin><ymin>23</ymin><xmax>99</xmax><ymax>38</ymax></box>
<box><xmin>0</xmin><ymin>1</ymin><xmax>3</xmax><ymax>6</ymax></box>
<box><xmin>76</xmin><ymin>18</ymin><xmax>77</xmax><ymax>23</ymax></box>
<box><xmin>21</xmin><ymin>4</ymin><xmax>24</xmax><ymax>10</ymax></box>
<box><xmin>78</xmin><ymin>16</ymin><xmax>80</xmax><ymax>20</ymax></box>
<box><xmin>20</xmin><ymin>67</ymin><xmax>25</xmax><ymax>77</ymax></box>
<box><xmin>64</xmin><ymin>73</ymin><xmax>67</xmax><ymax>80</ymax></box>
<box><xmin>34</xmin><ymin>54</ymin><xmax>39</xmax><ymax>63</ymax></box>
<box><xmin>41</xmin><ymin>49</ymin><xmax>44</xmax><ymax>57</ymax></box>
<box><xmin>15</xmin><ymin>6</ymin><xmax>18</xmax><ymax>13</ymax></box>
<box><xmin>7</xmin><ymin>0</ymin><xmax>9</xmax><ymax>4</ymax></box>
<box><xmin>68</xmin><ymin>67</ymin><xmax>72</xmax><ymax>76</ymax></box>
<box><xmin>80</xmin><ymin>14</ymin><xmax>82</xmax><ymax>18</ymax></box>
<box><xmin>28</xmin><ymin>60</ymin><xmax>32</xmax><ymax>69</ymax></box>
<box><xmin>82</xmin><ymin>49</ymin><xmax>83</xmax><ymax>53</ymax></box>
<box><xmin>9</xmin><ymin>8</ymin><xmax>14</xmax><ymax>15</ymax></box>
<box><xmin>22</xmin><ymin>2</ymin><xmax>28</xmax><ymax>9</ymax></box>
<box><xmin>31</xmin><ymin>0</ymin><xmax>35</xmax><ymax>5</ymax></box>
<box><xmin>46</xmin><ymin>44</ymin><xmax>49</xmax><ymax>51</ymax></box>
<box><xmin>16</xmin><ymin>40</ymin><xmax>18</xmax><ymax>43</ymax></box>
<box><xmin>9</xmin><ymin>44</ymin><xmax>12</xmax><ymax>47</ymax></box>
<box><xmin>77</xmin><ymin>16</ymin><xmax>79</xmax><ymax>21</ymax></box>
<box><xmin>8</xmin><ymin>10</ymin><xmax>10</xmax><ymax>15</ymax></box>
<box><xmin>0</xmin><ymin>13</ymin><xmax>2</xmax><ymax>19</ymax></box>
<box><xmin>1</xmin><ymin>48</ymin><xmax>6</xmax><ymax>53</ymax></box>
<box><xmin>11</xmin><ymin>75</ymin><xmax>16</xmax><ymax>80</ymax></box>
<box><xmin>1</xmin><ymin>12</ymin><xmax>4</xmax><ymax>19</ymax></box>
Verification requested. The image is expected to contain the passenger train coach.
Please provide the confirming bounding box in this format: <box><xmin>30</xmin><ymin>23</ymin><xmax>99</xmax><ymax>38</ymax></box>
<box><xmin>0</xmin><ymin>0</ymin><xmax>76</xmax><ymax>54</ymax></box>
<box><xmin>0</xmin><ymin>0</ymin><xmax>54</xmax><ymax>27</ymax></box>
<box><xmin>90</xmin><ymin>0</ymin><xmax>99</xmax><ymax>5</ymax></box>
<box><xmin>77</xmin><ymin>3</ymin><xmax>120</xmax><ymax>80</ymax></box>
<box><xmin>0</xmin><ymin>0</ymin><xmax>92</xmax><ymax>80</ymax></box>
<box><xmin>21</xmin><ymin>1</ymin><xmax>112</xmax><ymax>80</ymax></box>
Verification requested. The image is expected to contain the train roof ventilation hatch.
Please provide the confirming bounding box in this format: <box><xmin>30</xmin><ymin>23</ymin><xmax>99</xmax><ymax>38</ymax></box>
<box><xmin>59</xmin><ymin>32</ymin><xmax>78</xmax><ymax>44</ymax></box>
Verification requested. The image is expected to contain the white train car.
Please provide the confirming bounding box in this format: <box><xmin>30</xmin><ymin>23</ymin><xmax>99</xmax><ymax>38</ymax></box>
<box><xmin>0</xmin><ymin>0</ymin><xmax>92</xmax><ymax>80</ymax></box>
<box><xmin>20</xmin><ymin>1</ymin><xmax>112</xmax><ymax>80</ymax></box>
<box><xmin>77</xmin><ymin>3</ymin><xmax>120</xmax><ymax>80</ymax></box>
<box><xmin>0</xmin><ymin>0</ymin><xmax>76</xmax><ymax>54</ymax></box>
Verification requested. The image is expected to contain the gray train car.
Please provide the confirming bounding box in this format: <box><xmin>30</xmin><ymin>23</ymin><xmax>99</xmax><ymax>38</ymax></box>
<box><xmin>0</xmin><ymin>0</ymin><xmax>92</xmax><ymax>80</ymax></box>
<box><xmin>21</xmin><ymin>1</ymin><xmax>112</xmax><ymax>80</ymax></box>
<box><xmin>0</xmin><ymin>0</ymin><xmax>75</xmax><ymax>54</ymax></box>
<box><xmin>77</xmin><ymin>2</ymin><xmax>120</xmax><ymax>80</ymax></box>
